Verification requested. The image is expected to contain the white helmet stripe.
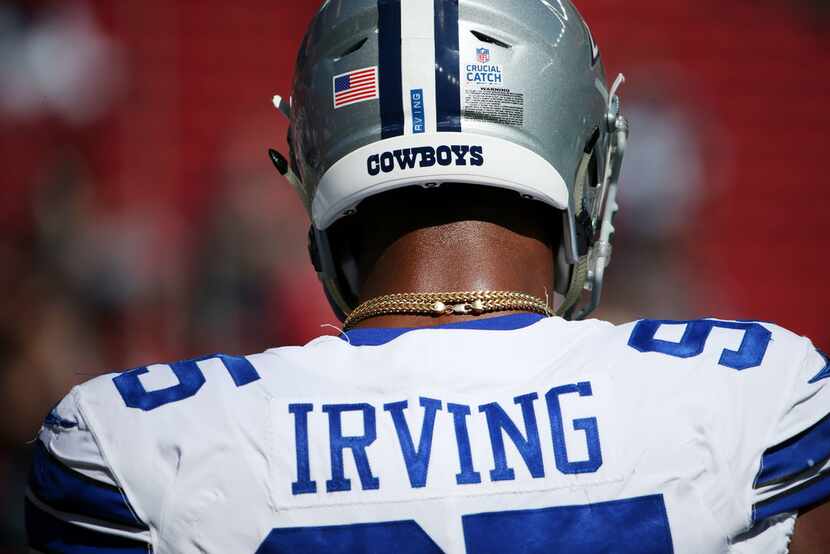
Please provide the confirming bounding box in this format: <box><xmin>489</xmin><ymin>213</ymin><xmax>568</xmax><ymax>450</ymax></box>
<box><xmin>400</xmin><ymin>0</ymin><xmax>438</xmax><ymax>135</ymax></box>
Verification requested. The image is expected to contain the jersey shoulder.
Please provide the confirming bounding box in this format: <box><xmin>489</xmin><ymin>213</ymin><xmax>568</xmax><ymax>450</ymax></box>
<box><xmin>28</xmin><ymin>349</ymin><xmax>288</xmax><ymax>552</ymax></box>
<box><xmin>74</xmin><ymin>350</ymin><xmax>288</xmax><ymax>419</ymax></box>
<box><xmin>617</xmin><ymin>316</ymin><xmax>808</xmax><ymax>362</ymax></box>
<box><xmin>605</xmin><ymin>316</ymin><xmax>830</xmax><ymax>531</ymax></box>
<box><xmin>27</xmin><ymin>387</ymin><xmax>152</xmax><ymax>552</ymax></box>
<box><xmin>72</xmin><ymin>351</ymin><xmax>283</xmax><ymax>463</ymax></box>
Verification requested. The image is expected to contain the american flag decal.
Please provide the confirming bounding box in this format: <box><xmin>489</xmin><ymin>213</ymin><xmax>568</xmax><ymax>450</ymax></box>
<box><xmin>333</xmin><ymin>66</ymin><xmax>379</xmax><ymax>109</ymax></box>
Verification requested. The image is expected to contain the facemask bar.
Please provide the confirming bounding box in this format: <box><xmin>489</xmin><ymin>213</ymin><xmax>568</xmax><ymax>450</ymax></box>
<box><xmin>571</xmin><ymin>74</ymin><xmax>629</xmax><ymax>320</ymax></box>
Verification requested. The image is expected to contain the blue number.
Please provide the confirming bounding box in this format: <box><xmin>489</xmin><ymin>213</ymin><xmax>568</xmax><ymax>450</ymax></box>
<box><xmin>256</xmin><ymin>521</ymin><xmax>442</xmax><ymax>553</ymax></box>
<box><xmin>255</xmin><ymin>495</ymin><xmax>673</xmax><ymax>553</ymax></box>
<box><xmin>113</xmin><ymin>354</ymin><xmax>260</xmax><ymax>411</ymax></box>
<box><xmin>463</xmin><ymin>495</ymin><xmax>672</xmax><ymax>553</ymax></box>
<box><xmin>628</xmin><ymin>319</ymin><xmax>771</xmax><ymax>370</ymax></box>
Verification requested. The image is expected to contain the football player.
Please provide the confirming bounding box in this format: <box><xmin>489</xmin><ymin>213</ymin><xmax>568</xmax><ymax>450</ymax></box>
<box><xmin>26</xmin><ymin>0</ymin><xmax>830</xmax><ymax>552</ymax></box>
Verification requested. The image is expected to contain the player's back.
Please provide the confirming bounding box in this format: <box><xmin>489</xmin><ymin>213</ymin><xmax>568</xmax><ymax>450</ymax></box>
<box><xmin>28</xmin><ymin>314</ymin><xmax>830</xmax><ymax>553</ymax></box>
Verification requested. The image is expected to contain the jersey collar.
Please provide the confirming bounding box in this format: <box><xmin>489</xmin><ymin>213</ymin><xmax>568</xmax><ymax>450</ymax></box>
<box><xmin>341</xmin><ymin>313</ymin><xmax>547</xmax><ymax>347</ymax></box>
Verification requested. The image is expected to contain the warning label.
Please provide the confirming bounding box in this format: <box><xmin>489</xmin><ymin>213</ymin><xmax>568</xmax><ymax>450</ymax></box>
<box><xmin>463</xmin><ymin>87</ymin><xmax>525</xmax><ymax>127</ymax></box>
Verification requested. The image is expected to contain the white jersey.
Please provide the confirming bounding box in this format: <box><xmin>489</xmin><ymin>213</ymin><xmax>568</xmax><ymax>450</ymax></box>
<box><xmin>27</xmin><ymin>314</ymin><xmax>830</xmax><ymax>553</ymax></box>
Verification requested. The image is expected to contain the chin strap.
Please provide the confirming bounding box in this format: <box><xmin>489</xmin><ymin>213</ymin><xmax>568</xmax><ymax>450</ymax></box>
<box><xmin>557</xmin><ymin>257</ymin><xmax>589</xmax><ymax>319</ymax></box>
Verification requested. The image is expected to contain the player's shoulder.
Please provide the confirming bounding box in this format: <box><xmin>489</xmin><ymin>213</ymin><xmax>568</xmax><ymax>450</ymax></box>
<box><xmin>40</xmin><ymin>351</ymin><xmax>285</xmax><ymax>464</ymax></box>
<box><xmin>71</xmin><ymin>350</ymin><xmax>290</xmax><ymax>414</ymax></box>
<box><xmin>583</xmin><ymin>316</ymin><xmax>830</xmax><ymax>533</ymax></box>
<box><xmin>28</xmin><ymin>386</ymin><xmax>153</xmax><ymax>552</ymax></box>
<box><xmin>599</xmin><ymin>316</ymin><xmax>815</xmax><ymax>370</ymax></box>
<box><xmin>609</xmin><ymin>315</ymin><xmax>808</xmax><ymax>342</ymax></box>
<box><xmin>595</xmin><ymin>316</ymin><xmax>829</xmax><ymax>443</ymax></box>
<box><xmin>29</xmin><ymin>349</ymin><xmax>291</xmax><ymax>535</ymax></box>
<box><xmin>35</xmin><ymin>386</ymin><xmax>120</xmax><ymax>488</ymax></box>
<box><xmin>563</xmin><ymin>315</ymin><xmax>826</xmax><ymax>417</ymax></box>
<box><xmin>56</xmin><ymin>340</ymin><xmax>355</xmax><ymax>436</ymax></box>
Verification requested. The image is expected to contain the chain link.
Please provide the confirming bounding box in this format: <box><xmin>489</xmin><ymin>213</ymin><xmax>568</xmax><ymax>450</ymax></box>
<box><xmin>343</xmin><ymin>290</ymin><xmax>553</xmax><ymax>331</ymax></box>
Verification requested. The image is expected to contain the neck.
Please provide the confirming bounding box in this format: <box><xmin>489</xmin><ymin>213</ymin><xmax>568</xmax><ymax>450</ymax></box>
<box><xmin>354</xmin><ymin>219</ymin><xmax>555</xmax><ymax>329</ymax></box>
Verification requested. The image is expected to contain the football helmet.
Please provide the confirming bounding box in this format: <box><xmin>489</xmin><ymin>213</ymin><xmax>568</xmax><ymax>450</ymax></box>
<box><xmin>270</xmin><ymin>0</ymin><xmax>628</xmax><ymax>320</ymax></box>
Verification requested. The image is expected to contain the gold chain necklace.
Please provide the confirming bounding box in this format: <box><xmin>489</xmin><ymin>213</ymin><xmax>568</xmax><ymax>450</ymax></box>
<box><xmin>343</xmin><ymin>290</ymin><xmax>553</xmax><ymax>331</ymax></box>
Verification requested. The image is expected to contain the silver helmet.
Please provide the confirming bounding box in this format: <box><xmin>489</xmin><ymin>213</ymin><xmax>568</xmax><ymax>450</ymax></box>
<box><xmin>270</xmin><ymin>0</ymin><xmax>628</xmax><ymax>320</ymax></box>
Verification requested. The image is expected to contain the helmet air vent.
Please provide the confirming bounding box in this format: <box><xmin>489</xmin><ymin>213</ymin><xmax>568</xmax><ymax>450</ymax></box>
<box><xmin>334</xmin><ymin>37</ymin><xmax>368</xmax><ymax>61</ymax></box>
<box><xmin>470</xmin><ymin>30</ymin><xmax>511</xmax><ymax>49</ymax></box>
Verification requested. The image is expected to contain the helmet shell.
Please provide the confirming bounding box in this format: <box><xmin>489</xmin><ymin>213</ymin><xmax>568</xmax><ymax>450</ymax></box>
<box><xmin>286</xmin><ymin>0</ymin><xmax>623</xmax><ymax>318</ymax></box>
<box><xmin>291</xmin><ymin>0</ymin><xmax>609</xmax><ymax>227</ymax></box>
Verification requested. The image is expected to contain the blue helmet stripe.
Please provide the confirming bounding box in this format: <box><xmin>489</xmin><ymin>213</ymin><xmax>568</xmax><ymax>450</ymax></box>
<box><xmin>434</xmin><ymin>0</ymin><xmax>461</xmax><ymax>132</ymax></box>
<box><xmin>378</xmin><ymin>0</ymin><xmax>405</xmax><ymax>139</ymax></box>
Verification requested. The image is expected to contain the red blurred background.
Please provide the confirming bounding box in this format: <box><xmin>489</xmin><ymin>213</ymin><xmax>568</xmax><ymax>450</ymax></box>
<box><xmin>1</xmin><ymin>0</ymin><xmax>828</xmax><ymax>549</ymax></box>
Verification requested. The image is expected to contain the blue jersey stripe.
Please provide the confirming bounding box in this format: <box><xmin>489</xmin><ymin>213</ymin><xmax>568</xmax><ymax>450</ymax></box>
<box><xmin>377</xmin><ymin>0</ymin><xmax>404</xmax><ymax>139</ymax></box>
<box><xmin>808</xmin><ymin>350</ymin><xmax>830</xmax><ymax>384</ymax></box>
<box><xmin>755</xmin><ymin>412</ymin><xmax>830</xmax><ymax>487</ymax></box>
<box><xmin>434</xmin><ymin>0</ymin><xmax>461</xmax><ymax>132</ymax></box>
<box><xmin>343</xmin><ymin>313</ymin><xmax>546</xmax><ymax>346</ymax></box>
<box><xmin>754</xmin><ymin>469</ymin><xmax>830</xmax><ymax>523</ymax></box>
<box><xmin>29</xmin><ymin>441</ymin><xmax>146</xmax><ymax>529</ymax></box>
<box><xmin>26</xmin><ymin>498</ymin><xmax>149</xmax><ymax>554</ymax></box>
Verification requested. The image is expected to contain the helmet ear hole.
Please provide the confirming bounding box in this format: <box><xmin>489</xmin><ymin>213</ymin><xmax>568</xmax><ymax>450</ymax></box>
<box><xmin>585</xmin><ymin>147</ymin><xmax>600</xmax><ymax>212</ymax></box>
<box><xmin>582</xmin><ymin>135</ymin><xmax>604</xmax><ymax>228</ymax></box>
<box><xmin>579</xmin><ymin>129</ymin><xmax>601</xmax><ymax>213</ymax></box>
<box><xmin>583</xmin><ymin>128</ymin><xmax>601</xmax><ymax>155</ymax></box>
